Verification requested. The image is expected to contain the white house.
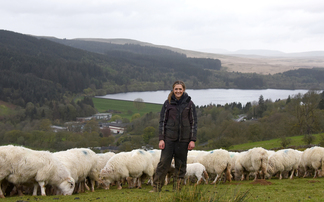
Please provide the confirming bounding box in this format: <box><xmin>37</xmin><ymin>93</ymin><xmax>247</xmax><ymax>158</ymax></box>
<box><xmin>108</xmin><ymin>125</ymin><xmax>125</xmax><ymax>134</ymax></box>
<box><xmin>93</xmin><ymin>113</ymin><xmax>112</xmax><ymax>120</ymax></box>
<box><xmin>51</xmin><ymin>125</ymin><xmax>68</xmax><ymax>132</ymax></box>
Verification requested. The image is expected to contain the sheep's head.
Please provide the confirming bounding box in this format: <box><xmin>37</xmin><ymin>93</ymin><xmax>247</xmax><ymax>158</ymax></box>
<box><xmin>59</xmin><ymin>177</ymin><xmax>75</xmax><ymax>195</ymax></box>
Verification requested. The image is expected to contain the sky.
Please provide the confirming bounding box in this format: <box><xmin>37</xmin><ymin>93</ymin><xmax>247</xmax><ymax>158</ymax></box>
<box><xmin>1</xmin><ymin>0</ymin><xmax>324</xmax><ymax>53</ymax></box>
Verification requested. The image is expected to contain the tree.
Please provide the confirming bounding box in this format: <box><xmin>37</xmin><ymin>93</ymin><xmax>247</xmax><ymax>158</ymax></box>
<box><xmin>302</xmin><ymin>134</ymin><xmax>316</xmax><ymax>145</ymax></box>
<box><xmin>38</xmin><ymin>119</ymin><xmax>52</xmax><ymax>131</ymax></box>
<box><xmin>279</xmin><ymin>137</ymin><xmax>291</xmax><ymax>148</ymax></box>
<box><xmin>84</xmin><ymin>119</ymin><xmax>100</xmax><ymax>133</ymax></box>
<box><xmin>131</xmin><ymin>113</ymin><xmax>141</xmax><ymax>122</ymax></box>
<box><xmin>286</xmin><ymin>95</ymin><xmax>291</xmax><ymax>104</ymax></box>
<box><xmin>142</xmin><ymin>126</ymin><xmax>156</xmax><ymax>144</ymax></box>
<box><xmin>134</xmin><ymin>98</ymin><xmax>145</xmax><ymax>111</ymax></box>
<box><xmin>257</xmin><ymin>95</ymin><xmax>266</xmax><ymax>117</ymax></box>
<box><xmin>293</xmin><ymin>91</ymin><xmax>321</xmax><ymax>135</ymax></box>
<box><xmin>318</xmin><ymin>134</ymin><xmax>324</xmax><ymax>147</ymax></box>
<box><xmin>100</xmin><ymin>127</ymin><xmax>112</xmax><ymax>137</ymax></box>
<box><xmin>318</xmin><ymin>99</ymin><xmax>324</xmax><ymax>110</ymax></box>
<box><xmin>111</xmin><ymin>115</ymin><xmax>122</xmax><ymax>122</ymax></box>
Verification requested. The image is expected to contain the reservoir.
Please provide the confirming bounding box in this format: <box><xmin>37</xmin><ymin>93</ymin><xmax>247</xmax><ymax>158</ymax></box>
<box><xmin>96</xmin><ymin>89</ymin><xmax>311</xmax><ymax>107</ymax></box>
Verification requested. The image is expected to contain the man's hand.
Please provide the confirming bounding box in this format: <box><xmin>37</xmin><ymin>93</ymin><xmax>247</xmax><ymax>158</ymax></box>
<box><xmin>188</xmin><ymin>141</ymin><xmax>195</xmax><ymax>150</ymax></box>
<box><xmin>159</xmin><ymin>140</ymin><xmax>165</xmax><ymax>150</ymax></box>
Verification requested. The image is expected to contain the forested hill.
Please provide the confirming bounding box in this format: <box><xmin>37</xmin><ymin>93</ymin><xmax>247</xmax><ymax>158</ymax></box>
<box><xmin>0</xmin><ymin>30</ymin><xmax>107</xmax><ymax>106</ymax></box>
<box><xmin>44</xmin><ymin>37</ymin><xmax>222</xmax><ymax>71</ymax></box>
<box><xmin>0</xmin><ymin>30</ymin><xmax>221</xmax><ymax>107</ymax></box>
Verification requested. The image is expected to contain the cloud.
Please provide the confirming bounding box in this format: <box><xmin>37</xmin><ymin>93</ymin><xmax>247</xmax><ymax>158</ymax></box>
<box><xmin>1</xmin><ymin>0</ymin><xmax>324</xmax><ymax>52</ymax></box>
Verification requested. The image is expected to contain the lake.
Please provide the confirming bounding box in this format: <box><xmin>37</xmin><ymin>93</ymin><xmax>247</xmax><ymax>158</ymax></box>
<box><xmin>96</xmin><ymin>89</ymin><xmax>311</xmax><ymax>107</ymax></box>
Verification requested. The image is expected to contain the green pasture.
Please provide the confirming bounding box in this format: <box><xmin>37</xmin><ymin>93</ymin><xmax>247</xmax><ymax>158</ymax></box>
<box><xmin>3</xmin><ymin>177</ymin><xmax>324</xmax><ymax>202</ymax></box>
<box><xmin>230</xmin><ymin>133</ymin><xmax>324</xmax><ymax>151</ymax></box>
<box><xmin>93</xmin><ymin>97</ymin><xmax>162</xmax><ymax>120</ymax></box>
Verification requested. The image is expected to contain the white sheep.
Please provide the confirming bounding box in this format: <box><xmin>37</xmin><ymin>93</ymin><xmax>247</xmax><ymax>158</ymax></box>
<box><xmin>266</xmin><ymin>150</ymin><xmax>276</xmax><ymax>157</ymax></box>
<box><xmin>147</xmin><ymin>149</ymin><xmax>161</xmax><ymax>171</ymax></box>
<box><xmin>89</xmin><ymin>152</ymin><xmax>115</xmax><ymax>189</ymax></box>
<box><xmin>187</xmin><ymin>150</ymin><xmax>209</xmax><ymax>164</ymax></box>
<box><xmin>184</xmin><ymin>163</ymin><xmax>209</xmax><ymax>185</ymax></box>
<box><xmin>0</xmin><ymin>145</ymin><xmax>75</xmax><ymax>198</ymax></box>
<box><xmin>53</xmin><ymin>148</ymin><xmax>98</xmax><ymax>193</ymax></box>
<box><xmin>100</xmin><ymin>149</ymin><xmax>154</xmax><ymax>190</ymax></box>
<box><xmin>229</xmin><ymin>151</ymin><xmax>243</xmax><ymax>180</ymax></box>
<box><xmin>195</xmin><ymin>149</ymin><xmax>232</xmax><ymax>184</ymax></box>
<box><xmin>266</xmin><ymin>149</ymin><xmax>302</xmax><ymax>179</ymax></box>
<box><xmin>234</xmin><ymin>147</ymin><xmax>268</xmax><ymax>181</ymax></box>
<box><xmin>301</xmin><ymin>146</ymin><xmax>324</xmax><ymax>178</ymax></box>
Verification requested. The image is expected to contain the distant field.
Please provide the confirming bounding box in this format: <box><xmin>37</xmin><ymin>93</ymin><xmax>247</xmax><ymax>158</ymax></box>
<box><xmin>93</xmin><ymin>97</ymin><xmax>162</xmax><ymax>120</ymax></box>
<box><xmin>230</xmin><ymin>133</ymin><xmax>323</xmax><ymax>151</ymax></box>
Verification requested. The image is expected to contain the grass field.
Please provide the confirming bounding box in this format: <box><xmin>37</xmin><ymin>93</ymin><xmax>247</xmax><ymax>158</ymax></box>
<box><xmin>93</xmin><ymin>97</ymin><xmax>162</xmax><ymax>120</ymax></box>
<box><xmin>230</xmin><ymin>133</ymin><xmax>324</xmax><ymax>151</ymax></box>
<box><xmin>3</xmin><ymin>177</ymin><xmax>324</xmax><ymax>202</ymax></box>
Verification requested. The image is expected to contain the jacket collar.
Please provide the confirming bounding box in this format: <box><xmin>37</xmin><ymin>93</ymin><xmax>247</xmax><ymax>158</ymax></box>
<box><xmin>170</xmin><ymin>92</ymin><xmax>191</xmax><ymax>105</ymax></box>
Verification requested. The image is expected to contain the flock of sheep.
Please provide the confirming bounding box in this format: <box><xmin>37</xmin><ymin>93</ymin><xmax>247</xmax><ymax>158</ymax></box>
<box><xmin>1</xmin><ymin>145</ymin><xmax>323</xmax><ymax>198</ymax></box>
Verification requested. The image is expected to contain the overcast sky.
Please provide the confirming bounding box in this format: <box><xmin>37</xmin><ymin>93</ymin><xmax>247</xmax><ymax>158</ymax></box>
<box><xmin>1</xmin><ymin>0</ymin><xmax>324</xmax><ymax>53</ymax></box>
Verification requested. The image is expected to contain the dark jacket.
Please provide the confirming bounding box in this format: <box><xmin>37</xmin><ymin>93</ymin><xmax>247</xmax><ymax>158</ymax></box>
<box><xmin>159</xmin><ymin>93</ymin><xmax>197</xmax><ymax>143</ymax></box>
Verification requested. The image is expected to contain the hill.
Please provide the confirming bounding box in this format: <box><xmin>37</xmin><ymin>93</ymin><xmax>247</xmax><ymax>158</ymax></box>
<box><xmin>58</xmin><ymin>38</ymin><xmax>324</xmax><ymax>75</ymax></box>
<box><xmin>0</xmin><ymin>30</ymin><xmax>221</xmax><ymax>106</ymax></box>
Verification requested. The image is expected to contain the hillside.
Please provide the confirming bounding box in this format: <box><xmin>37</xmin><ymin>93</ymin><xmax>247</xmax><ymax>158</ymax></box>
<box><xmin>0</xmin><ymin>30</ymin><xmax>221</xmax><ymax>106</ymax></box>
<box><xmin>68</xmin><ymin>38</ymin><xmax>324</xmax><ymax>75</ymax></box>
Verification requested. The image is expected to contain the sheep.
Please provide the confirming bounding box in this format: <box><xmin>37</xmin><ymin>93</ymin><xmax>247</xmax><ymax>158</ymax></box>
<box><xmin>53</xmin><ymin>148</ymin><xmax>98</xmax><ymax>193</ymax></box>
<box><xmin>100</xmin><ymin>149</ymin><xmax>154</xmax><ymax>190</ymax></box>
<box><xmin>195</xmin><ymin>149</ymin><xmax>232</xmax><ymax>184</ymax></box>
<box><xmin>266</xmin><ymin>150</ymin><xmax>276</xmax><ymax>157</ymax></box>
<box><xmin>234</xmin><ymin>147</ymin><xmax>268</xmax><ymax>181</ymax></box>
<box><xmin>147</xmin><ymin>149</ymin><xmax>161</xmax><ymax>171</ymax></box>
<box><xmin>300</xmin><ymin>146</ymin><xmax>324</xmax><ymax>178</ymax></box>
<box><xmin>91</xmin><ymin>152</ymin><xmax>115</xmax><ymax>189</ymax></box>
<box><xmin>266</xmin><ymin>149</ymin><xmax>302</xmax><ymax>179</ymax></box>
<box><xmin>145</xmin><ymin>149</ymin><xmax>161</xmax><ymax>185</ymax></box>
<box><xmin>187</xmin><ymin>150</ymin><xmax>209</xmax><ymax>164</ymax></box>
<box><xmin>164</xmin><ymin>151</ymin><xmax>208</xmax><ymax>185</ymax></box>
<box><xmin>184</xmin><ymin>163</ymin><xmax>209</xmax><ymax>185</ymax></box>
<box><xmin>229</xmin><ymin>151</ymin><xmax>243</xmax><ymax>180</ymax></box>
<box><xmin>0</xmin><ymin>145</ymin><xmax>75</xmax><ymax>198</ymax></box>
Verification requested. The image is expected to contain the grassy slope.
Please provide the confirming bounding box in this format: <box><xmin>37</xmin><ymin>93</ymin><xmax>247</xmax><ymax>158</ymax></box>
<box><xmin>93</xmin><ymin>97</ymin><xmax>162</xmax><ymax>120</ymax></box>
<box><xmin>230</xmin><ymin>133</ymin><xmax>323</xmax><ymax>151</ymax></box>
